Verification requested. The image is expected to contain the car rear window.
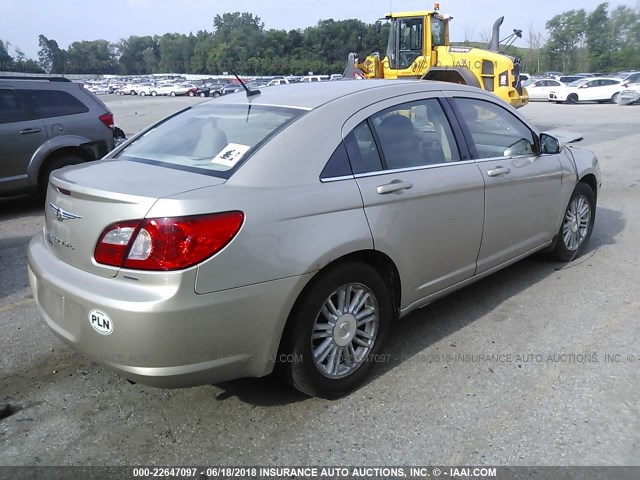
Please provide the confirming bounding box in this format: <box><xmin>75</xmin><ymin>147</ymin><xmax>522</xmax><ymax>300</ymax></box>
<box><xmin>116</xmin><ymin>104</ymin><xmax>304</xmax><ymax>177</ymax></box>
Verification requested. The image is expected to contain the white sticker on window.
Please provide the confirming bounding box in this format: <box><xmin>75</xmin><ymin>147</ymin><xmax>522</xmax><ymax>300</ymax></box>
<box><xmin>211</xmin><ymin>143</ymin><xmax>251</xmax><ymax>167</ymax></box>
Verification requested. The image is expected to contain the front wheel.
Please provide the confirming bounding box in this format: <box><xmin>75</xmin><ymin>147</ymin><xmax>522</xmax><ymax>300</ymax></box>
<box><xmin>566</xmin><ymin>94</ymin><xmax>579</xmax><ymax>104</ymax></box>
<box><xmin>200</xmin><ymin>92</ymin><xmax>207</xmax><ymax>97</ymax></box>
<box><xmin>212</xmin><ymin>91</ymin><xmax>221</xmax><ymax>98</ymax></box>
<box><xmin>611</xmin><ymin>92</ymin><xmax>620</xmax><ymax>103</ymax></box>
<box><xmin>150</xmin><ymin>91</ymin><xmax>157</xmax><ymax>96</ymax></box>
<box><xmin>550</xmin><ymin>183</ymin><xmax>596</xmax><ymax>261</ymax></box>
<box><xmin>188</xmin><ymin>91</ymin><xmax>194</xmax><ymax>97</ymax></box>
<box><xmin>277</xmin><ymin>262</ymin><xmax>393</xmax><ymax>399</ymax></box>
<box><xmin>170</xmin><ymin>91</ymin><xmax>176</xmax><ymax>97</ymax></box>
<box><xmin>139</xmin><ymin>91</ymin><xmax>146</xmax><ymax>96</ymax></box>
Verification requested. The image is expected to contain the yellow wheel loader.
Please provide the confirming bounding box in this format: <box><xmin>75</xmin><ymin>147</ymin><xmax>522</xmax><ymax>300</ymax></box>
<box><xmin>346</xmin><ymin>5</ymin><xmax>528</xmax><ymax>108</ymax></box>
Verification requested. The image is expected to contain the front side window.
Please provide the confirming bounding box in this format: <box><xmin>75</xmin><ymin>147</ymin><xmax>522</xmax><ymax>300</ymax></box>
<box><xmin>387</xmin><ymin>17</ymin><xmax>423</xmax><ymax>69</ymax></box>
<box><xmin>369</xmin><ymin>99</ymin><xmax>460</xmax><ymax>170</ymax></box>
<box><xmin>116</xmin><ymin>104</ymin><xmax>304</xmax><ymax>178</ymax></box>
<box><xmin>0</xmin><ymin>89</ymin><xmax>27</xmax><ymax>124</ymax></box>
<box><xmin>398</xmin><ymin>17</ymin><xmax>423</xmax><ymax>69</ymax></box>
<box><xmin>22</xmin><ymin>89</ymin><xmax>89</xmax><ymax>118</ymax></box>
<box><xmin>453</xmin><ymin>98</ymin><xmax>536</xmax><ymax>159</ymax></box>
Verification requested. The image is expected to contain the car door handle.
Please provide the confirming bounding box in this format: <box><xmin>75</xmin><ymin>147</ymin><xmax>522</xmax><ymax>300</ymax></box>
<box><xmin>487</xmin><ymin>166</ymin><xmax>511</xmax><ymax>177</ymax></box>
<box><xmin>376</xmin><ymin>180</ymin><xmax>413</xmax><ymax>194</ymax></box>
<box><xmin>19</xmin><ymin>128</ymin><xmax>41</xmax><ymax>135</ymax></box>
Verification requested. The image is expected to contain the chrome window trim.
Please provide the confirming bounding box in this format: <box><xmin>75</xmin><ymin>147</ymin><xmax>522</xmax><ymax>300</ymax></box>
<box><xmin>351</xmin><ymin>159</ymin><xmax>477</xmax><ymax>179</ymax></box>
<box><xmin>320</xmin><ymin>174</ymin><xmax>355</xmax><ymax>183</ymax></box>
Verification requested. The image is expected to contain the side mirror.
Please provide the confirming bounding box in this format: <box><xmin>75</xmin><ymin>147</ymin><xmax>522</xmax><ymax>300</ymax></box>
<box><xmin>540</xmin><ymin>133</ymin><xmax>561</xmax><ymax>154</ymax></box>
<box><xmin>375</xmin><ymin>21</ymin><xmax>382</xmax><ymax>34</ymax></box>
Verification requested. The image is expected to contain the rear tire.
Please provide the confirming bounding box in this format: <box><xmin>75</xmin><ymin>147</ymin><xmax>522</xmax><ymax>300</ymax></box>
<box><xmin>277</xmin><ymin>262</ymin><xmax>393</xmax><ymax>399</ymax></box>
<box><xmin>170</xmin><ymin>92</ymin><xmax>176</xmax><ymax>97</ymax></box>
<box><xmin>550</xmin><ymin>183</ymin><xmax>596</xmax><ymax>261</ymax></box>
<box><xmin>188</xmin><ymin>91</ymin><xmax>194</xmax><ymax>97</ymax></box>
<box><xmin>38</xmin><ymin>154</ymin><xmax>86</xmax><ymax>198</ymax></box>
<box><xmin>566</xmin><ymin>94</ymin><xmax>579</xmax><ymax>104</ymax></box>
<box><xmin>213</xmin><ymin>91</ymin><xmax>221</xmax><ymax>98</ymax></box>
<box><xmin>151</xmin><ymin>91</ymin><xmax>157</xmax><ymax>96</ymax></box>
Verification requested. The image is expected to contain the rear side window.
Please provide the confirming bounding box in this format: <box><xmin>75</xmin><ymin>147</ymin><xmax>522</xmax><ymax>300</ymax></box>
<box><xmin>320</xmin><ymin>142</ymin><xmax>352</xmax><ymax>179</ymax></box>
<box><xmin>117</xmin><ymin>104</ymin><xmax>304</xmax><ymax>178</ymax></box>
<box><xmin>369</xmin><ymin>98</ymin><xmax>460</xmax><ymax>169</ymax></box>
<box><xmin>22</xmin><ymin>89</ymin><xmax>89</xmax><ymax>118</ymax></box>
<box><xmin>0</xmin><ymin>89</ymin><xmax>28</xmax><ymax>124</ymax></box>
<box><xmin>344</xmin><ymin>121</ymin><xmax>383</xmax><ymax>174</ymax></box>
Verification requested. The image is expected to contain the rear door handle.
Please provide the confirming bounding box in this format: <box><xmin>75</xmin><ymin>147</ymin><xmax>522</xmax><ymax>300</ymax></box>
<box><xmin>376</xmin><ymin>180</ymin><xmax>413</xmax><ymax>194</ymax></box>
<box><xmin>19</xmin><ymin>128</ymin><xmax>41</xmax><ymax>135</ymax></box>
<box><xmin>487</xmin><ymin>166</ymin><xmax>511</xmax><ymax>177</ymax></box>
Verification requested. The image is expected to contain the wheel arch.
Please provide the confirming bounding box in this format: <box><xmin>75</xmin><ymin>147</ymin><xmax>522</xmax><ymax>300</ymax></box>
<box><xmin>275</xmin><ymin>249</ymin><xmax>402</xmax><ymax>359</ymax></box>
<box><xmin>422</xmin><ymin>67</ymin><xmax>482</xmax><ymax>89</ymax></box>
<box><xmin>580</xmin><ymin>173</ymin><xmax>598</xmax><ymax>199</ymax></box>
<box><xmin>27</xmin><ymin>137</ymin><xmax>96</xmax><ymax>185</ymax></box>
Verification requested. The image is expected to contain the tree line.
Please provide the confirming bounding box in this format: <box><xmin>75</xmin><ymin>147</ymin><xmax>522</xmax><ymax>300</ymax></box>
<box><xmin>1</xmin><ymin>3</ymin><xmax>639</xmax><ymax>77</ymax></box>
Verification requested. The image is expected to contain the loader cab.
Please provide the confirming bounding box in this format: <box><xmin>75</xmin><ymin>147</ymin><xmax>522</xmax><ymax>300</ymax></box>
<box><xmin>383</xmin><ymin>10</ymin><xmax>451</xmax><ymax>73</ymax></box>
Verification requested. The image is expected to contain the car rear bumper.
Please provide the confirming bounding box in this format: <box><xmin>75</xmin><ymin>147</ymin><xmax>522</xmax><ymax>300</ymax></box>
<box><xmin>27</xmin><ymin>232</ymin><xmax>313</xmax><ymax>388</ymax></box>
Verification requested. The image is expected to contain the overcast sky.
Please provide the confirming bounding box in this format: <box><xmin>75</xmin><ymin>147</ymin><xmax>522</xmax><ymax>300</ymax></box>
<box><xmin>1</xmin><ymin>0</ymin><xmax>635</xmax><ymax>58</ymax></box>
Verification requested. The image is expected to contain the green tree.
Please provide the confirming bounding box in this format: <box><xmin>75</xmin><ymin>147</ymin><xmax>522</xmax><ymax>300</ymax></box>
<box><xmin>66</xmin><ymin>40</ymin><xmax>117</xmax><ymax>74</ymax></box>
<box><xmin>38</xmin><ymin>34</ymin><xmax>66</xmax><ymax>73</ymax></box>
<box><xmin>544</xmin><ymin>9</ymin><xmax>587</xmax><ymax>72</ymax></box>
<box><xmin>586</xmin><ymin>3</ymin><xmax>612</xmax><ymax>71</ymax></box>
<box><xmin>117</xmin><ymin>35</ymin><xmax>159</xmax><ymax>74</ymax></box>
<box><xmin>0</xmin><ymin>40</ymin><xmax>13</xmax><ymax>70</ymax></box>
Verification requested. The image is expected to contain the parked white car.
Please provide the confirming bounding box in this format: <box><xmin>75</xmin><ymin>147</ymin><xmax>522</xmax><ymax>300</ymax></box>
<box><xmin>549</xmin><ymin>78</ymin><xmax>623</xmax><ymax>104</ymax></box>
<box><xmin>267</xmin><ymin>78</ymin><xmax>292</xmax><ymax>87</ymax></box>
<box><xmin>149</xmin><ymin>84</ymin><xmax>190</xmax><ymax>96</ymax></box>
<box><xmin>136</xmin><ymin>83</ymin><xmax>156</xmax><ymax>96</ymax></box>
<box><xmin>300</xmin><ymin>75</ymin><xmax>329</xmax><ymax>83</ymax></box>
<box><xmin>116</xmin><ymin>83</ymin><xmax>143</xmax><ymax>95</ymax></box>
<box><xmin>525</xmin><ymin>79</ymin><xmax>565</xmax><ymax>101</ymax></box>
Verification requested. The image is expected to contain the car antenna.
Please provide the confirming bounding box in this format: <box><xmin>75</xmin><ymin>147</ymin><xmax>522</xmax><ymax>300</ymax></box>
<box><xmin>229</xmin><ymin>69</ymin><xmax>260</xmax><ymax>98</ymax></box>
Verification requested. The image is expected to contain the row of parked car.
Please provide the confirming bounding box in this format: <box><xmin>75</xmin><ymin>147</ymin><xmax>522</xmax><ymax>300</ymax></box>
<box><xmin>84</xmin><ymin>74</ymin><xmax>344</xmax><ymax>98</ymax></box>
<box><xmin>523</xmin><ymin>71</ymin><xmax>640</xmax><ymax>104</ymax></box>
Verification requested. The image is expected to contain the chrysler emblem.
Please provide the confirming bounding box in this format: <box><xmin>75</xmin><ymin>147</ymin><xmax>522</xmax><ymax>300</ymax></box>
<box><xmin>49</xmin><ymin>203</ymin><xmax>82</xmax><ymax>222</ymax></box>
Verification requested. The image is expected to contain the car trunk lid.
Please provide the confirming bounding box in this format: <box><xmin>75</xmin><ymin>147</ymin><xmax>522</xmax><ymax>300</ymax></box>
<box><xmin>44</xmin><ymin>159</ymin><xmax>225</xmax><ymax>278</ymax></box>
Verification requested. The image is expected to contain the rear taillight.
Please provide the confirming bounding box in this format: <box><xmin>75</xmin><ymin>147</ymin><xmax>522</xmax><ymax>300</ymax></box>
<box><xmin>99</xmin><ymin>112</ymin><xmax>114</xmax><ymax>129</ymax></box>
<box><xmin>94</xmin><ymin>212</ymin><xmax>244</xmax><ymax>271</ymax></box>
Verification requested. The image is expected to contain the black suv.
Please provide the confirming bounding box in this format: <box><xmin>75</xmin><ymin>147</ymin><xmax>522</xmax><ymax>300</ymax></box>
<box><xmin>0</xmin><ymin>76</ymin><xmax>117</xmax><ymax>196</ymax></box>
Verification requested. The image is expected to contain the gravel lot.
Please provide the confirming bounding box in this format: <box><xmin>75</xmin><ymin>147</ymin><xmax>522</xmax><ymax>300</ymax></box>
<box><xmin>1</xmin><ymin>94</ymin><xmax>639</xmax><ymax>466</ymax></box>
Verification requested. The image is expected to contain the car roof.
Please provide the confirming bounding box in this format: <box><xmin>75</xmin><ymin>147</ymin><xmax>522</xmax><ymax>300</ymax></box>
<box><xmin>205</xmin><ymin>79</ymin><xmax>465</xmax><ymax>110</ymax></box>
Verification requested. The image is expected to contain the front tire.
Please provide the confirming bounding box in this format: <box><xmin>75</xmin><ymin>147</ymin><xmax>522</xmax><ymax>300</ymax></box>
<box><xmin>150</xmin><ymin>91</ymin><xmax>157</xmax><ymax>96</ymax></box>
<box><xmin>170</xmin><ymin>91</ymin><xmax>176</xmax><ymax>97</ymax></box>
<box><xmin>278</xmin><ymin>262</ymin><xmax>393</xmax><ymax>399</ymax></box>
<box><xmin>139</xmin><ymin>91</ymin><xmax>146</xmax><ymax>96</ymax></box>
<box><xmin>611</xmin><ymin>92</ymin><xmax>620</xmax><ymax>103</ymax></box>
<box><xmin>551</xmin><ymin>183</ymin><xmax>596</xmax><ymax>261</ymax></box>
<box><xmin>566</xmin><ymin>94</ymin><xmax>579</xmax><ymax>104</ymax></box>
<box><xmin>188</xmin><ymin>91</ymin><xmax>194</xmax><ymax>97</ymax></box>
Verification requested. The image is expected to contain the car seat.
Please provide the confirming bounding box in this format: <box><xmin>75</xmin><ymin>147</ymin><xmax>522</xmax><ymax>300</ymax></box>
<box><xmin>376</xmin><ymin>114</ymin><xmax>420</xmax><ymax>169</ymax></box>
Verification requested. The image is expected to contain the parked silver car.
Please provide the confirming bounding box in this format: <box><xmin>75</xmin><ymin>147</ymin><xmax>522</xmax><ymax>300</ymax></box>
<box><xmin>28</xmin><ymin>80</ymin><xmax>601</xmax><ymax>398</ymax></box>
